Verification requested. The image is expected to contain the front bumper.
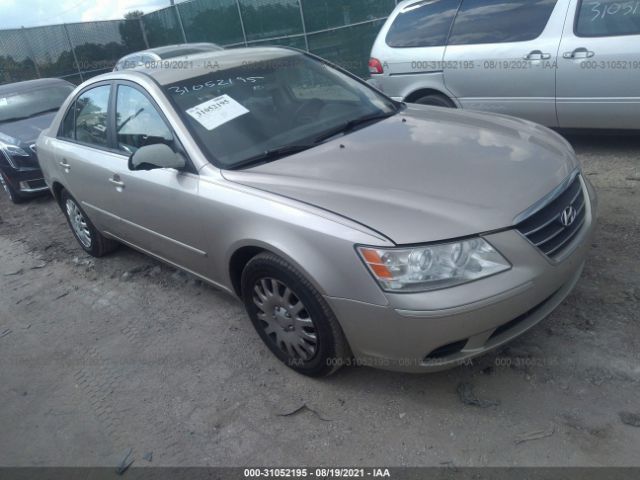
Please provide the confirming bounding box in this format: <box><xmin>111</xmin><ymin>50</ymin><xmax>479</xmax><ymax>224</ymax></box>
<box><xmin>326</xmin><ymin>176</ymin><xmax>597</xmax><ymax>373</ymax></box>
<box><xmin>0</xmin><ymin>165</ymin><xmax>48</xmax><ymax>196</ymax></box>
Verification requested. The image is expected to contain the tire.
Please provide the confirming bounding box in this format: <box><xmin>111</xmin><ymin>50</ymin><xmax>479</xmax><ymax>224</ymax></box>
<box><xmin>0</xmin><ymin>172</ymin><xmax>25</xmax><ymax>204</ymax></box>
<box><xmin>60</xmin><ymin>189</ymin><xmax>118</xmax><ymax>257</ymax></box>
<box><xmin>241</xmin><ymin>252</ymin><xmax>350</xmax><ymax>377</ymax></box>
<box><xmin>413</xmin><ymin>93</ymin><xmax>455</xmax><ymax>108</ymax></box>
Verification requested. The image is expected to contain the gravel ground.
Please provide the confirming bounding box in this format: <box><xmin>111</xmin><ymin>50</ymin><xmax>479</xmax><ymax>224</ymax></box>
<box><xmin>0</xmin><ymin>133</ymin><xmax>639</xmax><ymax>467</ymax></box>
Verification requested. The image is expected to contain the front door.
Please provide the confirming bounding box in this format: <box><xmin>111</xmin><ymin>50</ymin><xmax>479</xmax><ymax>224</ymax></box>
<box><xmin>443</xmin><ymin>0</ymin><xmax>567</xmax><ymax>126</ymax></box>
<box><xmin>107</xmin><ymin>83</ymin><xmax>209</xmax><ymax>276</ymax></box>
<box><xmin>556</xmin><ymin>0</ymin><xmax>640</xmax><ymax>129</ymax></box>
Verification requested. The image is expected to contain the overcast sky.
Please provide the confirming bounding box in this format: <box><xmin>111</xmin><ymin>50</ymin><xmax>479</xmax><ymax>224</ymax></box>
<box><xmin>0</xmin><ymin>0</ymin><xmax>185</xmax><ymax>29</ymax></box>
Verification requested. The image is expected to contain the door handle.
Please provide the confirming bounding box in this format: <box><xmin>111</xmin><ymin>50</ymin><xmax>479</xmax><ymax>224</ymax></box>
<box><xmin>58</xmin><ymin>159</ymin><xmax>71</xmax><ymax>172</ymax></box>
<box><xmin>563</xmin><ymin>48</ymin><xmax>595</xmax><ymax>59</ymax></box>
<box><xmin>524</xmin><ymin>50</ymin><xmax>551</xmax><ymax>60</ymax></box>
<box><xmin>108</xmin><ymin>176</ymin><xmax>125</xmax><ymax>189</ymax></box>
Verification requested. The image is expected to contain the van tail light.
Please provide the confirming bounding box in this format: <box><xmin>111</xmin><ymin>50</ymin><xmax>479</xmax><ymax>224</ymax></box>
<box><xmin>368</xmin><ymin>58</ymin><xmax>384</xmax><ymax>75</ymax></box>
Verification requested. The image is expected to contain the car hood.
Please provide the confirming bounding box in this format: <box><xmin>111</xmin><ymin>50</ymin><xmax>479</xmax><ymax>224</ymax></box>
<box><xmin>222</xmin><ymin>105</ymin><xmax>578</xmax><ymax>245</ymax></box>
<box><xmin>0</xmin><ymin>110</ymin><xmax>57</xmax><ymax>146</ymax></box>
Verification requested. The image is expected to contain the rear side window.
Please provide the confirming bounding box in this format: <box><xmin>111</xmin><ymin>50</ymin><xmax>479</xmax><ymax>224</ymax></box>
<box><xmin>448</xmin><ymin>0</ymin><xmax>558</xmax><ymax>45</ymax></box>
<box><xmin>74</xmin><ymin>85</ymin><xmax>111</xmax><ymax>147</ymax></box>
<box><xmin>386</xmin><ymin>0</ymin><xmax>461</xmax><ymax>48</ymax></box>
<box><xmin>576</xmin><ymin>0</ymin><xmax>640</xmax><ymax>37</ymax></box>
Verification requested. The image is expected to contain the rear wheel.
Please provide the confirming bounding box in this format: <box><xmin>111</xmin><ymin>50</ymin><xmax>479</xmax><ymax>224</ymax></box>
<box><xmin>0</xmin><ymin>172</ymin><xmax>24</xmax><ymax>204</ymax></box>
<box><xmin>414</xmin><ymin>93</ymin><xmax>455</xmax><ymax>108</ymax></box>
<box><xmin>61</xmin><ymin>189</ymin><xmax>118</xmax><ymax>257</ymax></box>
<box><xmin>241</xmin><ymin>252</ymin><xmax>349</xmax><ymax>377</ymax></box>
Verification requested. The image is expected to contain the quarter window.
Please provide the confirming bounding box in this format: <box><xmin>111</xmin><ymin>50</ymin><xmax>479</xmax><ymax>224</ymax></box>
<box><xmin>115</xmin><ymin>85</ymin><xmax>173</xmax><ymax>154</ymax></box>
<box><xmin>576</xmin><ymin>0</ymin><xmax>640</xmax><ymax>36</ymax></box>
<box><xmin>74</xmin><ymin>85</ymin><xmax>110</xmax><ymax>147</ymax></box>
<box><xmin>448</xmin><ymin>0</ymin><xmax>558</xmax><ymax>45</ymax></box>
<box><xmin>386</xmin><ymin>0</ymin><xmax>461</xmax><ymax>48</ymax></box>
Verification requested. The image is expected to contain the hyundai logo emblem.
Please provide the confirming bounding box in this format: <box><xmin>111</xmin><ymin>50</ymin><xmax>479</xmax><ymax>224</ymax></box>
<box><xmin>560</xmin><ymin>205</ymin><xmax>577</xmax><ymax>227</ymax></box>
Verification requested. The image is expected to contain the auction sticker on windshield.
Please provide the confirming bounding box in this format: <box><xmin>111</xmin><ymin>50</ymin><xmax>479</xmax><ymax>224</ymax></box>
<box><xmin>186</xmin><ymin>94</ymin><xmax>249</xmax><ymax>130</ymax></box>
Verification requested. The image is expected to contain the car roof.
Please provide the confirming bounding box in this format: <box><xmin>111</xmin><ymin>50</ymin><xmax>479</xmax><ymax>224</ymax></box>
<box><xmin>0</xmin><ymin>78</ymin><xmax>73</xmax><ymax>96</ymax></box>
<box><xmin>106</xmin><ymin>47</ymin><xmax>302</xmax><ymax>86</ymax></box>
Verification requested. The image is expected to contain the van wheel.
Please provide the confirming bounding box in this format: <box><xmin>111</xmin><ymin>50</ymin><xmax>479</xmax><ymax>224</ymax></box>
<box><xmin>61</xmin><ymin>189</ymin><xmax>118</xmax><ymax>257</ymax></box>
<box><xmin>241</xmin><ymin>252</ymin><xmax>350</xmax><ymax>377</ymax></box>
<box><xmin>414</xmin><ymin>93</ymin><xmax>455</xmax><ymax>108</ymax></box>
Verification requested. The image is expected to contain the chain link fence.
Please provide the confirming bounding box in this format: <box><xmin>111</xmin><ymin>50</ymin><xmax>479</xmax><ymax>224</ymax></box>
<box><xmin>1</xmin><ymin>0</ymin><xmax>401</xmax><ymax>86</ymax></box>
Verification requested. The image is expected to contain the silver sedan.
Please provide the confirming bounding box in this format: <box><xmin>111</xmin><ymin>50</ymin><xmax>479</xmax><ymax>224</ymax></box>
<box><xmin>37</xmin><ymin>47</ymin><xmax>597</xmax><ymax>376</ymax></box>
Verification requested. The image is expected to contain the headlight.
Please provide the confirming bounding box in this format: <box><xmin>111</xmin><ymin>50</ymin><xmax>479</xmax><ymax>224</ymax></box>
<box><xmin>0</xmin><ymin>141</ymin><xmax>30</xmax><ymax>169</ymax></box>
<box><xmin>357</xmin><ymin>238</ymin><xmax>510</xmax><ymax>293</ymax></box>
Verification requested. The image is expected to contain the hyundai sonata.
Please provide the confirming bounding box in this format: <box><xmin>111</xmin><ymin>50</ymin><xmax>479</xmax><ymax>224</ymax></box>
<box><xmin>36</xmin><ymin>48</ymin><xmax>596</xmax><ymax>376</ymax></box>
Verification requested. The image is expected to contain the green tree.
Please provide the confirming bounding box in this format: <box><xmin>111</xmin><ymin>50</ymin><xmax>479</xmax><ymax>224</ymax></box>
<box><xmin>119</xmin><ymin>11</ymin><xmax>147</xmax><ymax>52</ymax></box>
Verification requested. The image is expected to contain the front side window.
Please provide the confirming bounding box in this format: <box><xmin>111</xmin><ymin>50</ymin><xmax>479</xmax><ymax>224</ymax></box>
<box><xmin>576</xmin><ymin>0</ymin><xmax>640</xmax><ymax>36</ymax></box>
<box><xmin>164</xmin><ymin>52</ymin><xmax>397</xmax><ymax>169</ymax></box>
<box><xmin>386</xmin><ymin>0</ymin><xmax>462</xmax><ymax>48</ymax></box>
<box><xmin>116</xmin><ymin>85</ymin><xmax>173</xmax><ymax>154</ymax></box>
<box><xmin>448</xmin><ymin>0</ymin><xmax>558</xmax><ymax>45</ymax></box>
<box><xmin>74</xmin><ymin>85</ymin><xmax>110</xmax><ymax>147</ymax></box>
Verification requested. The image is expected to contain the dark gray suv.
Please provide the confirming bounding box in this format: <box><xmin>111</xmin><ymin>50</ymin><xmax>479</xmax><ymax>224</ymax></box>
<box><xmin>0</xmin><ymin>78</ymin><xmax>74</xmax><ymax>203</ymax></box>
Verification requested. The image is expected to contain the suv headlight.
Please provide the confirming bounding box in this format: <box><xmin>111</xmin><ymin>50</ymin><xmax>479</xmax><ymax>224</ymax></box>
<box><xmin>0</xmin><ymin>141</ymin><xmax>30</xmax><ymax>169</ymax></box>
<box><xmin>357</xmin><ymin>238</ymin><xmax>510</xmax><ymax>293</ymax></box>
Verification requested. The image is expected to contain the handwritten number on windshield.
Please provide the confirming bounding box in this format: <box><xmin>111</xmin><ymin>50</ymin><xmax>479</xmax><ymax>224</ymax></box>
<box><xmin>169</xmin><ymin>77</ymin><xmax>265</xmax><ymax>96</ymax></box>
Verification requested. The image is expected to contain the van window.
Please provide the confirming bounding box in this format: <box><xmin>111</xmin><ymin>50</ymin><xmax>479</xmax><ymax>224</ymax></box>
<box><xmin>576</xmin><ymin>0</ymin><xmax>640</xmax><ymax>37</ymax></box>
<box><xmin>385</xmin><ymin>0</ymin><xmax>462</xmax><ymax>48</ymax></box>
<box><xmin>448</xmin><ymin>0</ymin><xmax>558</xmax><ymax>45</ymax></box>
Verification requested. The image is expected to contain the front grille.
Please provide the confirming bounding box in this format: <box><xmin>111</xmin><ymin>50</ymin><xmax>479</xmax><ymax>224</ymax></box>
<box><xmin>516</xmin><ymin>175</ymin><xmax>586</xmax><ymax>259</ymax></box>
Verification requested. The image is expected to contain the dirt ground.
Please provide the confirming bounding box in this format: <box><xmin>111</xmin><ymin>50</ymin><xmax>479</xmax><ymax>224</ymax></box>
<box><xmin>0</xmin><ymin>133</ymin><xmax>639</xmax><ymax>468</ymax></box>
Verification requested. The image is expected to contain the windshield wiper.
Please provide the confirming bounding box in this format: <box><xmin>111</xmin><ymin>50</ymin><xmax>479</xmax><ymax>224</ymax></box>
<box><xmin>313</xmin><ymin>111</ymin><xmax>397</xmax><ymax>144</ymax></box>
<box><xmin>117</xmin><ymin>108</ymin><xmax>144</xmax><ymax>133</ymax></box>
<box><xmin>231</xmin><ymin>144</ymin><xmax>316</xmax><ymax>170</ymax></box>
<box><xmin>0</xmin><ymin>107</ymin><xmax>60</xmax><ymax>124</ymax></box>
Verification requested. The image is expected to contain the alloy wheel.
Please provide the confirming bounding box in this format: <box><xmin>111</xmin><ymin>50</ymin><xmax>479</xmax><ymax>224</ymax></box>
<box><xmin>65</xmin><ymin>199</ymin><xmax>92</xmax><ymax>248</ymax></box>
<box><xmin>252</xmin><ymin>277</ymin><xmax>318</xmax><ymax>361</ymax></box>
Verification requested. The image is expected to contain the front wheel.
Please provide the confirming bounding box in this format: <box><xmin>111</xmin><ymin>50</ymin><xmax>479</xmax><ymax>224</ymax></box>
<box><xmin>61</xmin><ymin>189</ymin><xmax>118</xmax><ymax>257</ymax></box>
<box><xmin>241</xmin><ymin>252</ymin><xmax>350</xmax><ymax>377</ymax></box>
<box><xmin>0</xmin><ymin>172</ymin><xmax>24</xmax><ymax>204</ymax></box>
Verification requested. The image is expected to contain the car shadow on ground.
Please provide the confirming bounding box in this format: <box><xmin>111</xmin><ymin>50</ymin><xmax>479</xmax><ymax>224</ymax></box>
<box><xmin>559</xmin><ymin>130</ymin><xmax>640</xmax><ymax>153</ymax></box>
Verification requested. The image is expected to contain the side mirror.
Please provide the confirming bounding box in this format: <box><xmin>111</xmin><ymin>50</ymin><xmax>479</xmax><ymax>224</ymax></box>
<box><xmin>128</xmin><ymin>143</ymin><xmax>186</xmax><ymax>171</ymax></box>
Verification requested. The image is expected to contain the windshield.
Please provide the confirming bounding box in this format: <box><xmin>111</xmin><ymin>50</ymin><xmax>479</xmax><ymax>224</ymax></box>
<box><xmin>164</xmin><ymin>52</ymin><xmax>397</xmax><ymax>169</ymax></box>
<box><xmin>0</xmin><ymin>85</ymin><xmax>74</xmax><ymax>123</ymax></box>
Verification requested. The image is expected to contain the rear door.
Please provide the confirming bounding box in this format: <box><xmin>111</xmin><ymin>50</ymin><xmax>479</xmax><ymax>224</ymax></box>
<box><xmin>556</xmin><ymin>0</ymin><xmax>640</xmax><ymax>128</ymax></box>
<box><xmin>106</xmin><ymin>82</ymin><xmax>209</xmax><ymax>275</ymax></box>
<box><xmin>443</xmin><ymin>0</ymin><xmax>567</xmax><ymax>126</ymax></box>
<box><xmin>53</xmin><ymin>82</ymin><xmax>126</xmax><ymax>236</ymax></box>
<box><xmin>376</xmin><ymin>0</ymin><xmax>461</xmax><ymax>75</ymax></box>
